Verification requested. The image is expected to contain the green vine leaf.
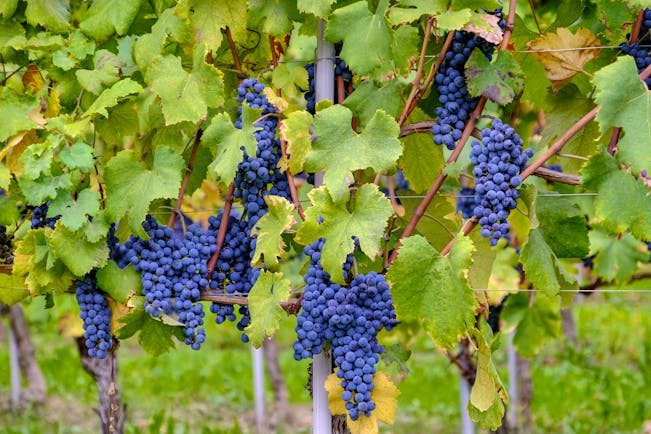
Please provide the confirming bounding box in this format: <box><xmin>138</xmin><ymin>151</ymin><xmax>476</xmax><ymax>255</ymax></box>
<box><xmin>0</xmin><ymin>273</ymin><xmax>29</xmax><ymax>306</ymax></box>
<box><xmin>248</xmin><ymin>0</ymin><xmax>300</xmax><ymax>37</ymax></box>
<box><xmin>593</xmin><ymin>55</ymin><xmax>651</xmax><ymax>174</ymax></box>
<box><xmin>58</xmin><ymin>141</ymin><xmax>94</xmax><ymax>171</ymax></box>
<box><xmin>204</xmin><ymin>104</ymin><xmax>261</xmax><ymax>183</ymax></box>
<box><xmin>590</xmin><ymin>230</ymin><xmax>648</xmax><ymax>284</ymax></box>
<box><xmin>297</xmin><ymin>0</ymin><xmax>335</xmax><ymax>17</ymax></box>
<box><xmin>75</xmin><ymin>49</ymin><xmax>124</xmax><ymax>95</ymax></box>
<box><xmin>386</xmin><ymin>234</ymin><xmax>478</xmax><ymax>349</ymax></box>
<box><xmin>536</xmin><ymin>196</ymin><xmax>589</xmax><ymax>259</ymax></box>
<box><xmin>96</xmin><ymin>261</ymin><xmax>142</xmax><ymax>304</ymax></box>
<box><xmin>13</xmin><ymin>229</ymin><xmax>75</xmax><ymax>295</ymax></box>
<box><xmin>104</xmin><ymin>147</ymin><xmax>185</xmax><ymax>237</ymax></box>
<box><xmin>118</xmin><ymin>304</ymin><xmax>181</xmax><ymax>356</ymax></box>
<box><xmin>296</xmin><ymin>184</ymin><xmax>393</xmax><ymax>284</ymax></box>
<box><xmin>521</xmin><ymin>230</ymin><xmax>577</xmax><ymax>297</ymax></box>
<box><xmin>83</xmin><ymin>78</ymin><xmax>143</xmax><ymax>118</ymax></box>
<box><xmin>466</xmin><ymin>51</ymin><xmax>524</xmax><ymax>105</ymax></box>
<box><xmin>251</xmin><ymin>196</ymin><xmax>295</xmax><ymax>270</ymax></box>
<box><xmin>48</xmin><ymin>225</ymin><xmax>109</xmax><ymax>277</ymax></box>
<box><xmin>246</xmin><ymin>270</ymin><xmax>292</xmax><ymax>347</ymax></box>
<box><xmin>502</xmin><ymin>292</ymin><xmax>561</xmax><ymax>358</ymax></box>
<box><xmin>49</xmin><ymin>189</ymin><xmax>100</xmax><ymax>231</ymax></box>
<box><xmin>0</xmin><ymin>88</ymin><xmax>39</xmax><ymax>142</ymax></box>
<box><xmin>25</xmin><ymin>0</ymin><xmax>70</xmax><ymax>32</ymax></box>
<box><xmin>79</xmin><ymin>0</ymin><xmax>143</xmax><ymax>40</ymax></box>
<box><xmin>307</xmin><ymin>105</ymin><xmax>401</xmax><ymax>203</ymax></box>
<box><xmin>326</xmin><ymin>0</ymin><xmax>394</xmax><ymax>76</ymax></box>
<box><xmin>175</xmin><ymin>0</ymin><xmax>247</xmax><ymax>50</ymax></box>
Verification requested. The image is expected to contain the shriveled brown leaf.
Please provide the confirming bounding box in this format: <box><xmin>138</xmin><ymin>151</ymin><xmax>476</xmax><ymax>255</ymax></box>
<box><xmin>527</xmin><ymin>27</ymin><xmax>601</xmax><ymax>91</ymax></box>
<box><xmin>463</xmin><ymin>14</ymin><xmax>503</xmax><ymax>46</ymax></box>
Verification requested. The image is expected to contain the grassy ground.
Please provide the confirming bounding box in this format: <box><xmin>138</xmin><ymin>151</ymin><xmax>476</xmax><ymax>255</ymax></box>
<box><xmin>0</xmin><ymin>292</ymin><xmax>650</xmax><ymax>433</ymax></box>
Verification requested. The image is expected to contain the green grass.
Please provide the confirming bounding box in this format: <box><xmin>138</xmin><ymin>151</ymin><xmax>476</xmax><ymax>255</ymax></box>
<box><xmin>0</xmin><ymin>293</ymin><xmax>650</xmax><ymax>433</ymax></box>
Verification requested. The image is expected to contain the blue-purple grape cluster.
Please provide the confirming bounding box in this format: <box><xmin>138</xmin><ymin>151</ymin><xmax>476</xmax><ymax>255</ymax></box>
<box><xmin>75</xmin><ymin>272</ymin><xmax>113</xmax><ymax>359</ymax></box>
<box><xmin>620</xmin><ymin>8</ymin><xmax>651</xmax><ymax>87</ymax></box>
<box><xmin>304</xmin><ymin>42</ymin><xmax>353</xmax><ymax>114</ymax></box>
<box><xmin>456</xmin><ymin>187</ymin><xmax>478</xmax><ymax>219</ymax></box>
<box><xmin>211</xmin><ymin>78</ymin><xmax>291</xmax><ymax>341</ymax></box>
<box><xmin>293</xmin><ymin>239</ymin><xmax>397</xmax><ymax>421</ymax></box>
<box><xmin>117</xmin><ymin>216</ymin><xmax>215</xmax><ymax>349</ymax></box>
<box><xmin>330</xmin><ymin>272</ymin><xmax>397</xmax><ymax>420</ymax></box>
<box><xmin>469</xmin><ymin>119</ymin><xmax>533</xmax><ymax>245</ymax></box>
<box><xmin>28</xmin><ymin>202</ymin><xmax>60</xmax><ymax>229</ymax></box>
<box><xmin>432</xmin><ymin>9</ymin><xmax>504</xmax><ymax>150</ymax></box>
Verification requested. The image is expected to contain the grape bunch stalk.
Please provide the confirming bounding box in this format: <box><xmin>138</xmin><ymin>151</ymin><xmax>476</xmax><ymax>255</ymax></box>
<box><xmin>469</xmin><ymin>118</ymin><xmax>533</xmax><ymax>245</ymax></box>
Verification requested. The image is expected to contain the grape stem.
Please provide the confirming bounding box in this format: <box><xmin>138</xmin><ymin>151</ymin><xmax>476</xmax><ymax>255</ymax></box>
<box><xmin>224</xmin><ymin>26</ymin><xmax>243</xmax><ymax>76</ymax></box>
<box><xmin>398</xmin><ymin>17</ymin><xmax>452</xmax><ymax>127</ymax></box>
<box><xmin>438</xmin><ymin>61</ymin><xmax>651</xmax><ymax>256</ymax></box>
<box><xmin>205</xmin><ymin>183</ymin><xmax>235</xmax><ymax>280</ymax></box>
<box><xmin>167</xmin><ymin>128</ymin><xmax>202</xmax><ymax>229</ymax></box>
<box><xmin>280</xmin><ymin>138</ymin><xmax>306</xmax><ymax>220</ymax></box>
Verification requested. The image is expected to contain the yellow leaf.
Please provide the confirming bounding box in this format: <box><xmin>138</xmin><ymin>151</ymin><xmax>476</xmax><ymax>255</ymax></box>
<box><xmin>527</xmin><ymin>28</ymin><xmax>601</xmax><ymax>91</ymax></box>
<box><xmin>58</xmin><ymin>311</ymin><xmax>84</xmax><ymax>338</ymax></box>
<box><xmin>107</xmin><ymin>297</ymin><xmax>132</xmax><ymax>332</ymax></box>
<box><xmin>325</xmin><ymin>370</ymin><xmax>400</xmax><ymax>434</ymax></box>
<box><xmin>263</xmin><ymin>87</ymin><xmax>288</xmax><ymax>112</ymax></box>
<box><xmin>3</xmin><ymin>130</ymin><xmax>38</xmax><ymax>176</ymax></box>
<box><xmin>45</xmin><ymin>88</ymin><xmax>61</xmax><ymax>118</ymax></box>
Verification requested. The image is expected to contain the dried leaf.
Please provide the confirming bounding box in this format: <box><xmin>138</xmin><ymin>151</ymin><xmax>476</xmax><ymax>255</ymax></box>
<box><xmin>527</xmin><ymin>28</ymin><xmax>601</xmax><ymax>91</ymax></box>
<box><xmin>463</xmin><ymin>14</ymin><xmax>503</xmax><ymax>46</ymax></box>
<box><xmin>22</xmin><ymin>64</ymin><xmax>46</xmax><ymax>93</ymax></box>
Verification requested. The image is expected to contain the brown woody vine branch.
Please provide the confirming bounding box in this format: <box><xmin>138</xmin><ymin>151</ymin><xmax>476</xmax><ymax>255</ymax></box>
<box><xmin>205</xmin><ymin>184</ymin><xmax>235</xmax><ymax>279</ymax></box>
<box><xmin>167</xmin><ymin>128</ymin><xmax>202</xmax><ymax>229</ymax></box>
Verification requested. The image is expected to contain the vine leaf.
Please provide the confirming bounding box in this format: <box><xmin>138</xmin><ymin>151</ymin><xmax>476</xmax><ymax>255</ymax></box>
<box><xmin>466</xmin><ymin>51</ymin><xmax>524</xmax><ymax>105</ymax></box>
<box><xmin>0</xmin><ymin>274</ymin><xmax>29</xmax><ymax>306</ymax></box>
<box><xmin>469</xmin><ymin>323</ymin><xmax>507</xmax><ymax>412</ymax></box>
<box><xmin>204</xmin><ymin>104</ymin><xmax>261</xmax><ymax>183</ymax></box>
<box><xmin>25</xmin><ymin>0</ymin><xmax>70</xmax><ymax>32</ymax></box>
<box><xmin>246</xmin><ymin>270</ymin><xmax>292</xmax><ymax>347</ymax></box>
<box><xmin>279</xmin><ymin>110</ymin><xmax>313</xmax><ymax>175</ymax></box>
<box><xmin>593</xmin><ymin>56</ymin><xmax>651</xmax><ymax>174</ymax></box>
<box><xmin>79</xmin><ymin>0</ymin><xmax>142</xmax><ymax>40</ymax></box>
<box><xmin>148</xmin><ymin>50</ymin><xmax>224</xmax><ymax>125</ymax></box>
<box><xmin>83</xmin><ymin>78</ymin><xmax>143</xmax><ymax>118</ymax></box>
<box><xmin>0</xmin><ymin>87</ymin><xmax>39</xmax><ymax>142</ymax></box>
<box><xmin>175</xmin><ymin>0</ymin><xmax>247</xmax><ymax>50</ymax></box>
<box><xmin>96</xmin><ymin>261</ymin><xmax>143</xmax><ymax>304</ymax></box>
<box><xmin>325</xmin><ymin>371</ymin><xmax>399</xmax><ymax>434</ymax></box>
<box><xmin>325</xmin><ymin>0</ymin><xmax>394</xmax><ymax>76</ymax></box>
<box><xmin>536</xmin><ymin>196</ymin><xmax>589</xmax><ymax>259</ymax></box>
<box><xmin>590</xmin><ymin>231</ymin><xmax>648</xmax><ymax>284</ymax></box>
<box><xmin>386</xmin><ymin>234</ymin><xmax>477</xmax><ymax>349</ymax></box>
<box><xmin>133</xmin><ymin>8</ymin><xmax>186</xmax><ymax>72</ymax></box>
<box><xmin>76</xmin><ymin>49</ymin><xmax>123</xmax><ymax>94</ymax></box>
<box><xmin>501</xmin><ymin>292</ymin><xmax>561</xmax><ymax>358</ymax></box>
<box><xmin>468</xmin><ymin>393</ymin><xmax>505</xmax><ymax>430</ymax></box>
<box><xmin>295</xmin><ymin>185</ymin><xmax>393</xmax><ymax>284</ymax></box>
<box><xmin>59</xmin><ymin>141</ymin><xmax>94</xmax><ymax>170</ymax></box>
<box><xmin>582</xmin><ymin>150</ymin><xmax>651</xmax><ymax>240</ymax></box>
<box><xmin>527</xmin><ymin>27</ymin><xmax>601</xmax><ymax>91</ymax></box>
<box><xmin>48</xmin><ymin>226</ymin><xmax>109</xmax><ymax>277</ymax></box>
<box><xmin>49</xmin><ymin>189</ymin><xmax>100</xmax><ymax>231</ymax></box>
<box><xmin>297</xmin><ymin>0</ymin><xmax>335</xmax><ymax>17</ymax></box>
<box><xmin>248</xmin><ymin>0</ymin><xmax>299</xmax><ymax>37</ymax></box>
<box><xmin>13</xmin><ymin>229</ymin><xmax>75</xmax><ymax>295</ymax></box>
<box><xmin>398</xmin><ymin>108</ymin><xmax>444</xmax><ymax>194</ymax></box>
<box><xmin>117</xmin><ymin>303</ymin><xmax>181</xmax><ymax>356</ymax></box>
<box><xmin>343</xmin><ymin>80</ymin><xmax>404</xmax><ymax>129</ymax></box>
<box><xmin>251</xmin><ymin>196</ymin><xmax>295</xmax><ymax>270</ymax></box>
<box><xmin>521</xmin><ymin>230</ymin><xmax>577</xmax><ymax>297</ymax></box>
<box><xmin>307</xmin><ymin>105</ymin><xmax>402</xmax><ymax>203</ymax></box>
<box><xmin>104</xmin><ymin>147</ymin><xmax>185</xmax><ymax>237</ymax></box>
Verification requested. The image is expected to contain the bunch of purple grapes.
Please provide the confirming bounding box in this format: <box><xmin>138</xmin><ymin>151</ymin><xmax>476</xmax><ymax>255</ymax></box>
<box><xmin>117</xmin><ymin>216</ymin><xmax>216</xmax><ymax>349</ymax></box>
<box><xmin>620</xmin><ymin>8</ymin><xmax>651</xmax><ymax>87</ymax></box>
<box><xmin>75</xmin><ymin>271</ymin><xmax>113</xmax><ymax>359</ymax></box>
<box><xmin>293</xmin><ymin>239</ymin><xmax>397</xmax><ymax>421</ymax></box>
<box><xmin>469</xmin><ymin>118</ymin><xmax>533</xmax><ymax>245</ymax></box>
<box><xmin>28</xmin><ymin>202</ymin><xmax>60</xmax><ymax>229</ymax></box>
<box><xmin>431</xmin><ymin>9</ymin><xmax>504</xmax><ymax>150</ymax></box>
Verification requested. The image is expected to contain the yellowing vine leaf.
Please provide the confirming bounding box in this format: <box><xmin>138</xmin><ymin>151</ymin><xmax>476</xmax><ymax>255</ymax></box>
<box><xmin>463</xmin><ymin>13</ymin><xmax>503</xmax><ymax>45</ymax></box>
<box><xmin>325</xmin><ymin>371</ymin><xmax>399</xmax><ymax>434</ymax></box>
<box><xmin>527</xmin><ymin>28</ymin><xmax>600</xmax><ymax>91</ymax></box>
<box><xmin>246</xmin><ymin>270</ymin><xmax>292</xmax><ymax>347</ymax></box>
<box><xmin>251</xmin><ymin>195</ymin><xmax>295</xmax><ymax>270</ymax></box>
